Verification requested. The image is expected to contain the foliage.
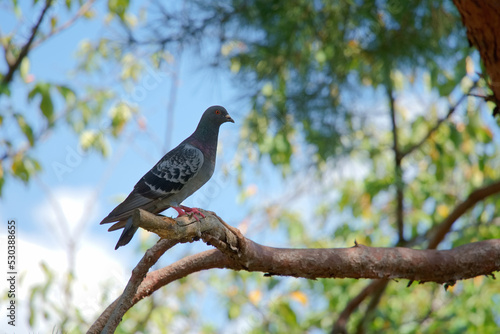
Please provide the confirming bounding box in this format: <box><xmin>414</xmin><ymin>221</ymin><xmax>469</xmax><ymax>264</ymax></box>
<box><xmin>3</xmin><ymin>0</ymin><xmax>500</xmax><ymax>333</ymax></box>
<box><xmin>128</xmin><ymin>0</ymin><xmax>470</xmax><ymax>167</ymax></box>
<box><xmin>113</xmin><ymin>0</ymin><xmax>500</xmax><ymax>332</ymax></box>
<box><xmin>0</xmin><ymin>0</ymin><xmax>163</xmax><ymax>195</ymax></box>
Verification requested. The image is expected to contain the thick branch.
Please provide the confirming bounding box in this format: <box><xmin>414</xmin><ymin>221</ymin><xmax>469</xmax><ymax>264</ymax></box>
<box><xmin>135</xmin><ymin>210</ymin><xmax>500</xmax><ymax>283</ymax></box>
<box><xmin>90</xmin><ymin>210</ymin><xmax>500</xmax><ymax>332</ymax></box>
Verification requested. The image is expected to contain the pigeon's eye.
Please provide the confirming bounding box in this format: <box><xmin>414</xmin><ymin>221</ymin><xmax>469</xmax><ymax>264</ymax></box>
<box><xmin>215</xmin><ymin>109</ymin><xmax>221</xmax><ymax>115</ymax></box>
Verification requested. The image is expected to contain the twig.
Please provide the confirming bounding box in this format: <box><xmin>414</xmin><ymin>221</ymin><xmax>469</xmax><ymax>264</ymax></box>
<box><xmin>1</xmin><ymin>0</ymin><xmax>53</xmax><ymax>86</ymax></box>
<box><xmin>331</xmin><ymin>279</ymin><xmax>388</xmax><ymax>334</ymax></box>
<box><xmin>31</xmin><ymin>0</ymin><xmax>97</xmax><ymax>49</ymax></box>
<box><xmin>355</xmin><ymin>280</ymin><xmax>388</xmax><ymax>334</ymax></box>
<box><xmin>387</xmin><ymin>85</ymin><xmax>405</xmax><ymax>243</ymax></box>
<box><xmin>401</xmin><ymin>80</ymin><xmax>478</xmax><ymax>158</ymax></box>
<box><xmin>427</xmin><ymin>180</ymin><xmax>500</xmax><ymax>249</ymax></box>
<box><xmin>164</xmin><ymin>47</ymin><xmax>182</xmax><ymax>151</ymax></box>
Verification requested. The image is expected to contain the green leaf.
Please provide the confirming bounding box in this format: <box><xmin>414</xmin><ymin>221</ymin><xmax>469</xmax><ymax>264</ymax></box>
<box><xmin>29</xmin><ymin>286</ymin><xmax>40</xmax><ymax>326</ymax></box>
<box><xmin>80</xmin><ymin>130</ymin><xmax>110</xmax><ymax>157</ymax></box>
<box><xmin>40</xmin><ymin>89</ymin><xmax>54</xmax><ymax>124</ymax></box>
<box><xmin>28</xmin><ymin>83</ymin><xmax>55</xmax><ymax>125</ymax></box>
<box><xmin>276</xmin><ymin>302</ymin><xmax>298</xmax><ymax>327</ymax></box>
<box><xmin>437</xmin><ymin>78</ymin><xmax>457</xmax><ymax>96</ymax></box>
<box><xmin>110</xmin><ymin>102</ymin><xmax>132</xmax><ymax>136</ymax></box>
<box><xmin>0</xmin><ymin>82</ymin><xmax>11</xmax><ymax>96</ymax></box>
<box><xmin>56</xmin><ymin>85</ymin><xmax>76</xmax><ymax>106</ymax></box>
<box><xmin>20</xmin><ymin>57</ymin><xmax>30</xmax><ymax>81</ymax></box>
<box><xmin>108</xmin><ymin>0</ymin><xmax>130</xmax><ymax>20</ymax></box>
<box><xmin>14</xmin><ymin>113</ymin><xmax>35</xmax><ymax>146</ymax></box>
<box><xmin>449</xmin><ymin>124</ymin><xmax>463</xmax><ymax>149</ymax></box>
<box><xmin>227</xmin><ymin>302</ymin><xmax>241</xmax><ymax>319</ymax></box>
<box><xmin>11</xmin><ymin>154</ymin><xmax>29</xmax><ymax>182</ymax></box>
<box><xmin>11</xmin><ymin>154</ymin><xmax>41</xmax><ymax>183</ymax></box>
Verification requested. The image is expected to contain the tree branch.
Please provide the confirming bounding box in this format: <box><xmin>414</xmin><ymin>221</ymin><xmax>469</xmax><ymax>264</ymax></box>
<box><xmin>387</xmin><ymin>85</ymin><xmax>405</xmax><ymax>243</ymax></box>
<box><xmin>453</xmin><ymin>0</ymin><xmax>500</xmax><ymax>111</ymax></box>
<box><xmin>1</xmin><ymin>0</ymin><xmax>53</xmax><ymax>86</ymax></box>
<box><xmin>89</xmin><ymin>249</ymin><xmax>230</xmax><ymax>333</ymax></box>
<box><xmin>333</xmin><ymin>78</ymin><xmax>479</xmax><ymax>334</ymax></box>
<box><xmin>332</xmin><ymin>177</ymin><xmax>500</xmax><ymax>332</ymax></box>
<box><xmin>427</xmin><ymin>180</ymin><xmax>500</xmax><ymax>249</ymax></box>
<box><xmin>30</xmin><ymin>0</ymin><xmax>97</xmax><ymax>49</ymax></box>
<box><xmin>401</xmin><ymin>81</ymin><xmax>477</xmax><ymax>159</ymax></box>
<box><xmin>89</xmin><ymin>209</ymin><xmax>500</xmax><ymax>332</ymax></box>
<box><xmin>355</xmin><ymin>280</ymin><xmax>388</xmax><ymax>334</ymax></box>
<box><xmin>89</xmin><ymin>239</ymin><xmax>177</xmax><ymax>334</ymax></box>
<box><xmin>135</xmin><ymin>209</ymin><xmax>500</xmax><ymax>282</ymax></box>
<box><xmin>331</xmin><ymin>279</ymin><xmax>388</xmax><ymax>334</ymax></box>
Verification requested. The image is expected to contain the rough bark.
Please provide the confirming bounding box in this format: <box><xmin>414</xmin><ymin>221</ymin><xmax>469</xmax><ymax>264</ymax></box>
<box><xmin>453</xmin><ymin>0</ymin><xmax>500</xmax><ymax>112</ymax></box>
<box><xmin>138</xmin><ymin>209</ymin><xmax>500</xmax><ymax>283</ymax></box>
<box><xmin>88</xmin><ymin>209</ymin><xmax>500</xmax><ymax>333</ymax></box>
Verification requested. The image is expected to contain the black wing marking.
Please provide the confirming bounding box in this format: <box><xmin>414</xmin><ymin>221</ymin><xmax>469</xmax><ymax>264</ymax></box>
<box><xmin>135</xmin><ymin>143</ymin><xmax>204</xmax><ymax>198</ymax></box>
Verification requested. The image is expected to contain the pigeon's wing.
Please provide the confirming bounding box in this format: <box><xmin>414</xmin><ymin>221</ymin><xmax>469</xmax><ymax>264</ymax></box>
<box><xmin>135</xmin><ymin>143</ymin><xmax>204</xmax><ymax>199</ymax></box>
<box><xmin>100</xmin><ymin>143</ymin><xmax>204</xmax><ymax>225</ymax></box>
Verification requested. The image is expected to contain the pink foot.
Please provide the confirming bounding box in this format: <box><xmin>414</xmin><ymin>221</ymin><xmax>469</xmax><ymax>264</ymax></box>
<box><xmin>180</xmin><ymin>205</ymin><xmax>205</xmax><ymax>221</ymax></box>
<box><xmin>172</xmin><ymin>206</ymin><xmax>187</xmax><ymax>216</ymax></box>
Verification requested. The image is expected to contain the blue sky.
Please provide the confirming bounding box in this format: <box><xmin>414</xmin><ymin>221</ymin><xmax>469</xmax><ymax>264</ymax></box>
<box><xmin>0</xmin><ymin>3</ymin><xmax>285</xmax><ymax>331</ymax></box>
<box><xmin>0</xmin><ymin>2</ymin><xmax>257</xmax><ymax>242</ymax></box>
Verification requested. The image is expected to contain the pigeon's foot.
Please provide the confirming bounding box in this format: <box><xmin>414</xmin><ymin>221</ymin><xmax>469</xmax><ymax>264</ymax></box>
<box><xmin>172</xmin><ymin>206</ymin><xmax>187</xmax><ymax>216</ymax></box>
<box><xmin>172</xmin><ymin>206</ymin><xmax>206</xmax><ymax>221</ymax></box>
<box><xmin>181</xmin><ymin>205</ymin><xmax>206</xmax><ymax>221</ymax></box>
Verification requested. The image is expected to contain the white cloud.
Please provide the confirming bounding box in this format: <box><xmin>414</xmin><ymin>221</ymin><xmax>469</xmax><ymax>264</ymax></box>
<box><xmin>3</xmin><ymin>236</ymin><xmax>127</xmax><ymax>332</ymax></box>
<box><xmin>33</xmin><ymin>187</ymin><xmax>100</xmax><ymax>243</ymax></box>
<box><xmin>0</xmin><ymin>187</ymin><xmax>130</xmax><ymax>331</ymax></box>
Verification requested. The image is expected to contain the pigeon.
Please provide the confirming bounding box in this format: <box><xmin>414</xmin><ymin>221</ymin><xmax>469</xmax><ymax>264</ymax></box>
<box><xmin>100</xmin><ymin>105</ymin><xmax>234</xmax><ymax>249</ymax></box>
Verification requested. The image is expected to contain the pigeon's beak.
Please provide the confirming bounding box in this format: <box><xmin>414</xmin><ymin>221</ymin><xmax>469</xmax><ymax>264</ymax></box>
<box><xmin>225</xmin><ymin>114</ymin><xmax>235</xmax><ymax>123</ymax></box>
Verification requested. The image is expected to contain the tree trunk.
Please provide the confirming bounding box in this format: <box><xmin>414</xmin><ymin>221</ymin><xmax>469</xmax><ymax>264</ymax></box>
<box><xmin>453</xmin><ymin>0</ymin><xmax>500</xmax><ymax>113</ymax></box>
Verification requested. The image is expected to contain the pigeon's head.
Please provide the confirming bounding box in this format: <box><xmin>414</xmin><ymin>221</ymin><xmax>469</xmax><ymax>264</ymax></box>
<box><xmin>202</xmin><ymin>105</ymin><xmax>234</xmax><ymax>126</ymax></box>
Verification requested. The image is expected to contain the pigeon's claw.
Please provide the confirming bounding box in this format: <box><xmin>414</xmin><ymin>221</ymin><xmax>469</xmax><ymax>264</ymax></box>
<box><xmin>180</xmin><ymin>205</ymin><xmax>205</xmax><ymax>221</ymax></box>
<box><xmin>172</xmin><ymin>206</ymin><xmax>187</xmax><ymax>217</ymax></box>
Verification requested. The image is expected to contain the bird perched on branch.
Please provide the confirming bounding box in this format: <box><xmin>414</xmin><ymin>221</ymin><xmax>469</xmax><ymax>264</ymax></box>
<box><xmin>100</xmin><ymin>105</ymin><xmax>234</xmax><ymax>249</ymax></box>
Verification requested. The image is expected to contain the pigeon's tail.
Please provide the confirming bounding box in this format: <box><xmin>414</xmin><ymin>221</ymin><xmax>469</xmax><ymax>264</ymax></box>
<box><xmin>99</xmin><ymin>192</ymin><xmax>161</xmax><ymax>249</ymax></box>
<box><xmin>115</xmin><ymin>217</ymin><xmax>138</xmax><ymax>250</ymax></box>
<box><xmin>100</xmin><ymin>193</ymin><xmax>154</xmax><ymax>226</ymax></box>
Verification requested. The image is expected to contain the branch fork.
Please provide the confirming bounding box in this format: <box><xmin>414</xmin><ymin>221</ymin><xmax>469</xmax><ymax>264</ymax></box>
<box><xmin>90</xmin><ymin>210</ymin><xmax>500</xmax><ymax>333</ymax></box>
